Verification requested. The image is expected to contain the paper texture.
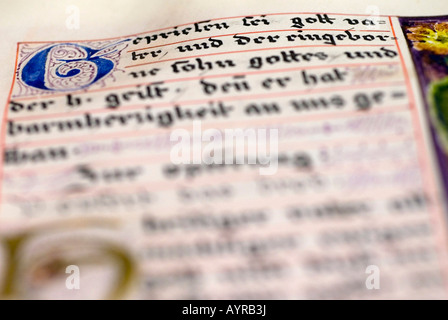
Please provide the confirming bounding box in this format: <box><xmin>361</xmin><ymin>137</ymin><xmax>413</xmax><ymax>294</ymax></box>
<box><xmin>0</xmin><ymin>0</ymin><xmax>448</xmax><ymax>299</ymax></box>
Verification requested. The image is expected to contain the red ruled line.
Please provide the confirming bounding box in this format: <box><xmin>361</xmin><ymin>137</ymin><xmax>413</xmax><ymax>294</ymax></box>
<box><xmin>11</xmin><ymin>46</ymin><xmax>397</xmax><ymax>102</ymax></box>
<box><xmin>3</xmin><ymin>157</ymin><xmax>418</xmax><ymax>203</ymax></box>
<box><xmin>3</xmin><ymin>132</ymin><xmax>413</xmax><ymax>177</ymax></box>
<box><xmin>128</xmin><ymin>28</ymin><xmax>391</xmax><ymax>52</ymax></box>
<box><xmin>4</xmin><ymin>103</ymin><xmax>408</xmax><ymax>149</ymax></box>
<box><xmin>0</xmin><ymin>43</ymin><xmax>20</xmax><ymax>208</ymax></box>
<box><xmin>9</xmin><ymin>61</ymin><xmax>401</xmax><ymax>121</ymax></box>
<box><xmin>125</xmin><ymin>44</ymin><xmax>395</xmax><ymax>69</ymax></box>
<box><xmin>17</xmin><ymin>12</ymin><xmax>397</xmax><ymax>45</ymax></box>
<box><xmin>0</xmin><ymin>13</ymin><xmax>399</xmax><ymax>211</ymax></box>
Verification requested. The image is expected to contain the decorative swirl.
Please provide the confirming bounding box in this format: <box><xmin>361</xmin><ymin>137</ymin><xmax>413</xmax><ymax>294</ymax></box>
<box><xmin>51</xmin><ymin>44</ymin><xmax>87</xmax><ymax>60</ymax></box>
<box><xmin>20</xmin><ymin>41</ymin><xmax>129</xmax><ymax>92</ymax></box>
<box><xmin>45</xmin><ymin>45</ymin><xmax>98</xmax><ymax>90</ymax></box>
